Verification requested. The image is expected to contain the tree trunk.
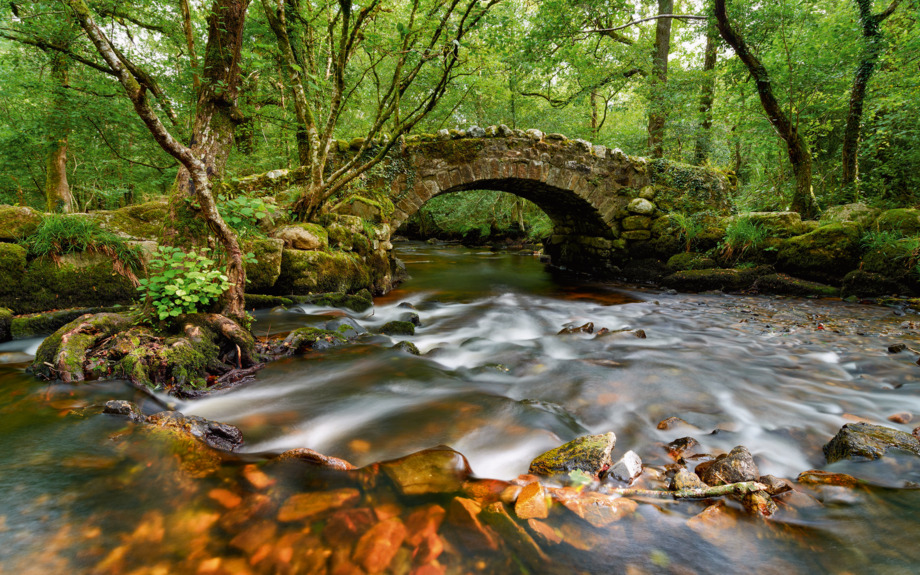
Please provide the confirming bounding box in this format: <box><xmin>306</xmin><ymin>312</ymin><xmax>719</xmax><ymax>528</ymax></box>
<box><xmin>841</xmin><ymin>0</ymin><xmax>900</xmax><ymax>195</ymax></box>
<box><xmin>693</xmin><ymin>22</ymin><xmax>718</xmax><ymax>166</ymax></box>
<box><xmin>590</xmin><ymin>89</ymin><xmax>599</xmax><ymax>140</ymax></box>
<box><xmin>171</xmin><ymin>0</ymin><xmax>250</xmax><ymax>199</ymax></box>
<box><xmin>179</xmin><ymin>0</ymin><xmax>200</xmax><ymax>91</ymax></box>
<box><xmin>646</xmin><ymin>0</ymin><xmax>673</xmax><ymax>158</ymax></box>
<box><xmin>45</xmin><ymin>53</ymin><xmax>74</xmax><ymax>213</ymax></box>
<box><xmin>714</xmin><ymin>0</ymin><xmax>817</xmax><ymax>218</ymax></box>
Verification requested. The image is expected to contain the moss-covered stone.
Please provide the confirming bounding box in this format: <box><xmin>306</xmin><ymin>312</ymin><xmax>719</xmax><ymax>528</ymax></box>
<box><xmin>0</xmin><ymin>205</ymin><xmax>43</xmax><ymax>240</ymax></box>
<box><xmin>752</xmin><ymin>274</ymin><xmax>839</xmax><ymax>297</ymax></box>
<box><xmin>244</xmin><ymin>294</ymin><xmax>293</xmax><ymax>310</ymax></box>
<box><xmin>31</xmin><ymin>313</ymin><xmax>133</xmax><ymax>381</ymax></box>
<box><xmin>11</xmin><ymin>306</ymin><xmax>125</xmax><ymax>339</ymax></box>
<box><xmin>647</xmin><ymin>159</ymin><xmax>734</xmax><ymax>215</ymax></box>
<box><xmin>8</xmin><ymin>253</ymin><xmax>137</xmax><ymax>314</ymax></box>
<box><xmin>775</xmin><ymin>222</ymin><xmax>862</xmax><ymax>284</ymax></box>
<box><xmin>823</xmin><ymin>423</ymin><xmax>920</xmax><ymax>463</ymax></box>
<box><xmin>820</xmin><ymin>203</ymin><xmax>880</xmax><ymax>229</ymax></box>
<box><xmin>243</xmin><ymin>238</ymin><xmax>284</xmax><ymax>292</ymax></box>
<box><xmin>666</xmin><ymin>252</ymin><xmax>717</xmax><ymax>271</ymax></box>
<box><xmin>273</xmin><ymin>249</ymin><xmax>372</xmax><ymax>295</ymax></box>
<box><xmin>102</xmin><ymin>200</ymin><xmax>169</xmax><ymax>239</ymax></box>
<box><xmin>662</xmin><ymin>266</ymin><xmax>772</xmax><ymax>292</ymax></box>
<box><xmin>874</xmin><ymin>209</ymin><xmax>920</xmax><ymax>236</ymax></box>
<box><xmin>393</xmin><ymin>341</ymin><xmax>420</xmax><ymax>355</ymax></box>
<box><xmin>0</xmin><ymin>307</ymin><xmax>11</xmax><ymax>343</ymax></box>
<box><xmin>841</xmin><ymin>270</ymin><xmax>907</xmax><ymax>298</ymax></box>
<box><xmin>528</xmin><ymin>432</ymin><xmax>616</xmax><ymax>477</ymax></box>
<box><xmin>0</xmin><ymin>243</ymin><xmax>27</xmax><ymax>305</ymax></box>
<box><xmin>294</xmin><ymin>288</ymin><xmax>373</xmax><ymax>312</ymax></box>
<box><xmin>272</xmin><ymin>223</ymin><xmax>328</xmax><ymax>250</ymax></box>
<box><xmin>283</xmin><ymin>327</ymin><xmax>346</xmax><ymax>353</ymax></box>
<box><xmin>378</xmin><ymin>320</ymin><xmax>415</xmax><ymax>336</ymax></box>
<box><xmin>860</xmin><ymin>241</ymin><xmax>916</xmax><ymax>279</ymax></box>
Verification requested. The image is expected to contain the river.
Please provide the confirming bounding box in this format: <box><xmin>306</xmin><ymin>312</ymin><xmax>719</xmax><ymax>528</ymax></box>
<box><xmin>1</xmin><ymin>241</ymin><xmax>920</xmax><ymax>574</ymax></box>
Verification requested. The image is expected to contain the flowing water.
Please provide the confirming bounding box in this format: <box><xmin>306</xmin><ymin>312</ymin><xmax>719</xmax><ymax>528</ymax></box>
<box><xmin>2</xmin><ymin>241</ymin><xmax>920</xmax><ymax>574</ymax></box>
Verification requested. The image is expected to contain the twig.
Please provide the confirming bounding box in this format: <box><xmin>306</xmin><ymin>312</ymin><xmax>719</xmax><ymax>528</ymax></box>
<box><xmin>608</xmin><ymin>481</ymin><xmax>768</xmax><ymax>499</ymax></box>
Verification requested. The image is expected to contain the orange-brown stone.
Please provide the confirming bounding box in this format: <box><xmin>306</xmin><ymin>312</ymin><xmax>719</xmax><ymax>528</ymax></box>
<box><xmin>514</xmin><ymin>482</ymin><xmax>549</xmax><ymax>519</ymax></box>
<box><xmin>277</xmin><ymin>488</ymin><xmax>361</xmax><ymax>522</ymax></box>
<box><xmin>352</xmin><ymin>517</ymin><xmax>408</xmax><ymax>574</ymax></box>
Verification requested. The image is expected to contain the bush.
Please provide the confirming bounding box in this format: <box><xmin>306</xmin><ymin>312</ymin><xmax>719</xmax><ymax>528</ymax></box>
<box><xmin>668</xmin><ymin>212</ymin><xmax>706</xmax><ymax>252</ymax></box>
<box><xmin>19</xmin><ymin>214</ymin><xmax>142</xmax><ymax>280</ymax></box>
<box><xmin>216</xmin><ymin>192</ymin><xmax>280</xmax><ymax>237</ymax></box>
<box><xmin>137</xmin><ymin>246</ymin><xmax>231</xmax><ymax>322</ymax></box>
<box><xmin>720</xmin><ymin>217</ymin><xmax>768</xmax><ymax>261</ymax></box>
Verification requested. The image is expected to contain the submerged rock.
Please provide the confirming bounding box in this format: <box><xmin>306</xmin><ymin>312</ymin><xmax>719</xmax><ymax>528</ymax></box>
<box><xmin>694</xmin><ymin>446</ymin><xmax>759</xmax><ymax>486</ymax></box>
<box><xmin>753</xmin><ymin>273</ymin><xmax>839</xmax><ymax>297</ymax></box>
<box><xmin>670</xmin><ymin>468</ymin><xmax>707</xmax><ymax>491</ymax></box>
<box><xmin>102</xmin><ymin>399</ymin><xmax>146</xmax><ymax>423</ymax></box>
<box><xmin>146</xmin><ymin>410</ymin><xmax>244</xmax><ymax>452</ymax></box>
<box><xmin>381</xmin><ymin>446</ymin><xmax>472</xmax><ymax>495</ymax></box>
<box><xmin>823</xmin><ymin>423</ymin><xmax>920</xmax><ymax>463</ymax></box>
<box><xmin>392</xmin><ymin>341</ymin><xmax>420</xmax><ymax>355</ymax></box>
<box><xmin>378</xmin><ymin>320</ymin><xmax>416</xmax><ymax>336</ymax></box>
<box><xmin>275</xmin><ymin>447</ymin><xmax>355</xmax><ymax>470</ymax></box>
<box><xmin>528</xmin><ymin>432</ymin><xmax>616</xmax><ymax>477</ymax></box>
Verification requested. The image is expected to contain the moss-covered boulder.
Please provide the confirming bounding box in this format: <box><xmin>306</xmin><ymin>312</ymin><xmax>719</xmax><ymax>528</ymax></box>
<box><xmin>694</xmin><ymin>446</ymin><xmax>759</xmax><ymax>486</ymax></box>
<box><xmin>294</xmin><ymin>288</ymin><xmax>373</xmax><ymax>312</ymax></box>
<box><xmin>244</xmin><ymin>294</ymin><xmax>293</xmax><ymax>310</ymax></box>
<box><xmin>378</xmin><ymin>320</ymin><xmax>415</xmax><ymax>336</ymax></box>
<box><xmin>0</xmin><ymin>205</ymin><xmax>43</xmax><ymax>240</ymax></box>
<box><xmin>280</xmin><ymin>327</ymin><xmax>346</xmax><ymax>354</ymax></box>
<box><xmin>528</xmin><ymin>432</ymin><xmax>617</xmax><ymax>478</ymax></box>
<box><xmin>647</xmin><ymin>160</ymin><xmax>734</xmax><ymax>215</ymax></box>
<box><xmin>11</xmin><ymin>306</ymin><xmax>124</xmax><ymax>339</ymax></box>
<box><xmin>0</xmin><ymin>243</ymin><xmax>27</xmax><ymax>306</ymax></box>
<box><xmin>752</xmin><ymin>274</ymin><xmax>839</xmax><ymax>297</ymax></box>
<box><xmin>393</xmin><ymin>341</ymin><xmax>420</xmax><ymax>355</ymax></box>
<box><xmin>243</xmin><ymin>238</ymin><xmax>284</xmax><ymax>292</ymax></box>
<box><xmin>667</xmin><ymin>252</ymin><xmax>717</xmax><ymax>272</ymax></box>
<box><xmin>842</xmin><ymin>270</ymin><xmax>907</xmax><ymax>298</ymax></box>
<box><xmin>775</xmin><ymin>222</ymin><xmax>862</xmax><ymax>284</ymax></box>
<box><xmin>824</xmin><ymin>423</ymin><xmax>920</xmax><ymax>463</ymax></box>
<box><xmin>820</xmin><ymin>203</ymin><xmax>881</xmax><ymax>229</ymax></box>
<box><xmin>272</xmin><ymin>223</ymin><xmax>328</xmax><ymax>250</ymax></box>
<box><xmin>860</xmin><ymin>241</ymin><xmax>916</xmax><ymax>279</ymax></box>
<box><xmin>273</xmin><ymin>249</ymin><xmax>372</xmax><ymax>295</ymax></box>
<box><xmin>31</xmin><ymin>313</ymin><xmax>133</xmax><ymax>381</ymax></box>
<box><xmin>0</xmin><ymin>307</ymin><xmax>11</xmax><ymax>343</ymax></box>
<box><xmin>9</xmin><ymin>253</ymin><xmax>137</xmax><ymax>314</ymax></box>
<box><xmin>102</xmin><ymin>200</ymin><xmax>168</xmax><ymax>239</ymax></box>
<box><xmin>873</xmin><ymin>209</ymin><xmax>920</xmax><ymax>236</ymax></box>
<box><xmin>662</xmin><ymin>266</ymin><xmax>771</xmax><ymax>292</ymax></box>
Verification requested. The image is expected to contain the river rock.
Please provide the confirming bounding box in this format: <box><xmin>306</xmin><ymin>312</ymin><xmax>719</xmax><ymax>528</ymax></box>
<box><xmin>381</xmin><ymin>446</ymin><xmax>472</xmax><ymax>495</ymax></box>
<box><xmin>378</xmin><ymin>320</ymin><xmax>416</xmax><ymax>336</ymax></box>
<box><xmin>324</xmin><ymin>317</ymin><xmax>367</xmax><ymax>339</ymax></box>
<box><xmin>103</xmin><ymin>399</ymin><xmax>146</xmax><ymax>423</ymax></box>
<box><xmin>823</xmin><ymin>422</ymin><xmax>920</xmax><ymax>463</ymax></box>
<box><xmin>796</xmin><ymin>470</ymin><xmax>863</xmax><ymax>488</ymax></box>
<box><xmin>392</xmin><ymin>341</ymin><xmax>420</xmax><ymax>355</ymax></box>
<box><xmin>528</xmin><ymin>432</ymin><xmax>616</xmax><ymax>477</ymax></box>
<box><xmin>671</xmin><ymin>468</ymin><xmax>707</xmax><ymax>491</ymax></box>
<box><xmin>667</xmin><ymin>437</ymin><xmax>702</xmax><ymax>461</ymax></box>
<box><xmin>275</xmin><ymin>447</ymin><xmax>356</xmax><ymax>470</ymax></box>
<box><xmin>694</xmin><ymin>446</ymin><xmax>758</xmax><ymax>486</ymax></box>
<box><xmin>559</xmin><ymin>492</ymin><xmax>637</xmax><ymax>528</ymax></box>
<box><xmin>607</xmin><ymin>450</ymin><xmax>642</xmax><ymax>483</ymax></box>
<box><xmin>742</xmin><ymin>490</ymin><xmax>777</xmax><ymax>517</ymax></box>
<box><xmin>514</xmin><ymin>481</ymin><xmax>549</xmax><ymax>519</ymax></box>
<box><xmin>352</xmin><ymin>517</ymin><xmax>407</xmax><ymax>573</ymax></box>
<box><xmin>480</xmin><ymin>502</ymin><xmax>550</xmax><ymax>569</ymax></box>
<box><xmin>277</xmin><ymin>488</ymin><xmax>361</xmax><ymax>522</ymax></box>
<box><xmin>145</xmin><ymin>410</ymin><xmax>244</xmax><ymax>452</ymax></box>
<box><xmin>448</xmin><ymin>497</ymin><xmax>499</xmax><ymax>550</ymax></box>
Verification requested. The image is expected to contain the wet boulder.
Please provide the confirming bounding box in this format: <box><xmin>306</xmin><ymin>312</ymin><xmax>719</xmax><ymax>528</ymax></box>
<box><xmin>275</xmin><ymin>447</ymin><xmax>355</xmax><ymax>470</ymax></box>
<box><xmin>102</xmin><ymin>399</ymin><xmax>146</xmax><ymax>423</ymax></box>
<box><xmin>146</xmin><ymin>410</ymin><xmax>244</xmax><ymax>452</ymax></box>
<box><xmin>528</xmin><ymin>432</ymin><xmax>616</xmax><ymax>477</ymax></box>
<box><xmin>607</xmin><ymin>450</ymin><xmax>642</xmax><ymax>483</ymax></box>
<box><xmin>671</xmin><ymin>468</ymin><xmax>707</xmax><ymax>491</ymax></box>
<box><xmin>324</xmin><ymin>317</ymin><xmax>367</xmax><ymax>339</ymax></box>
<box><xmin>297</xmin><ymin>288</ymin><xmax>374</xmax><ymax>312</ymax></box>
<box><xmin>874</xmin><ymin>208</ymin><xmax>920</xmax><ymax>236</ymax></box>
<box><xmin>282</xmin><ymin>327</ymin><xmax>347</xmax><ymax>354</ymax></box>
<box><xmin>662</xmin><ymin>266</ymin><xmax>771</xmax><ymax>293</ymax></box>
<box><xmin>378</xmin><ymin>320</ymin><xmax>416</xmax><ymax>336</ymax></box>
<box><xmin>381</xmin><ymin>446</ymin><xmax>473</xmax><ymax>495</ymax></box>
<box><xmin>242</xmin><ymin>238</ymin><xmax>284</xmax><ymax>292</ymax></box>
<box><xmin>694</xmin><ymin>446</ymin><xmax>759</xmax><ymax>486</ymax></box>
<box><xmin>823</xmin><ymin>423</ymin><xmax>920</xmax><ymax>463</ymax></box>
<box><xmin>752</xmin><ymin>273</ymin><xmax>839</xmax><ymax>297</ymax></box>
<box><xmin>392</xmin><ymin>341</ymin><xmax>420</xmax><ymax>355</ymax></box>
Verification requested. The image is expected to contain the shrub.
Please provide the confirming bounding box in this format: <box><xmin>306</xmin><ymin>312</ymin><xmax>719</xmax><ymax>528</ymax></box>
<box><xmin>136</xmin><ymin>246</ymin><xmax>232</xmax><ymax>322</ymax></box>
<box><xmin>669</xmin><ymin>212</ymin><xmax>706</xmax><ymax>252</ymax></box>
<box><xmin>19</xmin><ymin>214</ymin><xmax>142</xmax><ymax>281</ymax></box>
<box><xmin>216</xmin><ymin>193</ymin><xmax>280</xmax><ymax>237</ymax></box>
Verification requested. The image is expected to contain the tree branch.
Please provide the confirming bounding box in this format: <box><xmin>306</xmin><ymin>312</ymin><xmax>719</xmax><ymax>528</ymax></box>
<box><xmin>584</xmin><ymin>14</ymin><xmax>707</xmax><ymax>35</ymax></box>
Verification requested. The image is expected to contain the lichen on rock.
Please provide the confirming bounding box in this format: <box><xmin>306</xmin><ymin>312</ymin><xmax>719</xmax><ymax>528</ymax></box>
<box><xmin>528</xmin><ymin>432</ymin><xmax>616</xmax><ymax>477</ymax></box>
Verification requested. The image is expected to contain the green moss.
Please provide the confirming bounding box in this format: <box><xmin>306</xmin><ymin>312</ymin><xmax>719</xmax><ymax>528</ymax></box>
<box><xmin>244</xmin><ymin>294</ymin><xmax>293</xmax><ymax>310</ymax></box>
<box><xmin>392</xmin><ymin>341</ymin><xmax>420</xmax><ymax>355</ymax></box>
<box><xmin>0</xmin><ymin>205</ymin><xmax>43</xmax><ymax>241</ymax></box>
<box><xmin>378</xmin><ymin>320</ymin><xmax>415</xmax><ymax>336</ymax></box>
<box><xmin>820</xmin><ymin>203</ymin><xmax>880</xmax><ymax>229</ymax></box>
<box><xmin>776</xmin><ymin>222</ymin><xmax>862</xmax><ymax>284</ymax></box>
<box><xmin>667</xmin><ymin>252</ymin><xmax>717</xmax><ymax>271</ymax></box>
<box><xmin>103</xmin><ymin>200</ymin><xmax>169</xmax><ymax>239</ymax></box>
<box><xmin>0</xmin><ymin>243</ymin><xmax>27</xmax><ymax>305</ymax></box>
<box><xmin>874</xmin><ymin>209</ymin><xmax>920</xmax><ymax>235</ymax></box>
<box><xmin>294</xmin><ymin>288</ymin><xmax>373</xmax><ymax>312</ymax></box>
<box><xmin>662</xmin><ymin>266</ymin><xmax>772</xmax><ymax>292</ymax></box>
<box><xmin>30</xmin><ymin>313</ymin><xmax>133</xmax><ymax>380</ymax></box>
<box><xmin>11</xmin><ymin>306</ymin><xmax>125</xmax><ymax>339</ymax></box>
<box><xmin>648</xmin><ymin>159</ymin><xmax>734</xmax><ymax>215</ymax></box>
<box><xmin>753</xmin><ymin>274</ymin><xmax>839</xmax><ymax>297</ymax></box>
<box><xmin>273</xmin><ymin>249</ymin><xmax>372</xmax><ymax>295</ymax></box>
<box><xmin>842</xmin><ymin>270</ymin><xmax>907</xmax><ymax>298</ymax></box>
<box><xmin>243</xmin><ymin>238</ymin><xmax>284</xmax><ymax>292</ymax></box>
<box><xmin>0</xmin><ymin>307</ymin><xmax>11</xmax><ymax>343</ymax></box>
<box><xmin>415</xmin><ymin>139</ymin><xmax>486</xmax><ymax>164</ymax></box>
<box><xmin>284</xmin><ymin>327</ymin><xmax>346</xmax><ymax>353</ymax></box>
<box><xmin>528</xmin><ymin>432</ymin><xmax>616</xmax><ymax>477</ymax></box>
<box><xmin>10</xmin><ymin>253</ymin><xmax>137</xmax><ymax>314</ymax></box>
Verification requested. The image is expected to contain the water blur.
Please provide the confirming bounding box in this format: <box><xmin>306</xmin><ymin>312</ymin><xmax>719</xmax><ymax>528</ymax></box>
<box><xmin>2</xmin><ymin>240</ymin><xmax>920</xmax><ymax>573</ymax></box>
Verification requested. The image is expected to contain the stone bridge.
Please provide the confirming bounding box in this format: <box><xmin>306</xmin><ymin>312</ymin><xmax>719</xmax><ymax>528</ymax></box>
<box><xmin>240</xmin><ymin>126</ymin><xmax>735</xmax><ymax>275</ymax></box>
<box><xmin>376</xmin><ymin>127</ymin><xmax>733</xmax><ymax>274</ymax></box>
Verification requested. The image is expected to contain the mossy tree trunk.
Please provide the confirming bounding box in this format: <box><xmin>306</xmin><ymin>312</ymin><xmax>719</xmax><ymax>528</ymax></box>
<box><xmin>63</xmin><ymin>0</ymin><xmax>247</xmax><ymax>321</ymax></box>
<box><xmin>646</xmin><ymin>0</ymin><xmax>672</xmax><ymax>159</ymax></box>
<box><xmin>44</xmin><ymin>52</ymin><xmax>74</xmax><ymax>214</ymax></box>
<box><xmin>693</xmin><ymin>20</ymin><xmax>718</xmax><ymax>166</ymax></box>
<box><xmin>714</xmin><ymin>0</ymin><xmax>818</xmax><ymax>218</ymax></box>
<box><xmin>840</xmin><ymin>0</ymin><xmax>901</xmax><ymax>195</ymax></box>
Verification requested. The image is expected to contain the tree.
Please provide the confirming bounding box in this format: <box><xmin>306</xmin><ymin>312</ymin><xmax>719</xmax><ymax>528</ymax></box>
<box><xmin>646</xmin><ymin>0</ymin><xmax>673</xmax><ymax>158</ymax></box>
<box><xmin>260</xmin><ymin>0</ymin><xmax>501</xmax><ymax>221</ymax></box>
<box><xmin>62</xmin><ymin>0</ymin><xmax>247</xmax><ymax>320</ymax></box>
<box><xmin>44</xmin><ymin>50</ymin><xmax>74</xmax><ymax>213</ymax></box>
<box><xmin>714</xmin><ymin>0</ymin><xmax>818</xmax><ymax>217</ymax></box>
<box><xmin>840</xmin><ymin>0</ymin><xmax>901</xmax><ymax>193</ymax></box>
<box><xmin>693</xmin><ymin>18</ymin><xmax>718</xmax><ymax>165</ymax></box>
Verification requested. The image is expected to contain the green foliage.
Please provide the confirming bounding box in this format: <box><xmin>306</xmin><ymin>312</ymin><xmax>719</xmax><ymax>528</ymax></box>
<box><xmin>720</xmin><ymin>217</ymin><xmax>768</xmax><ymax>261</ymax></box>
<box><xmin>19</xmin><ymin>214</ymin><xmax>142</xmax><ymax>273</ymax></box>
<box><xmin>411</xmin><ymin>189</ymin><xmax>551</xmax><ymax>242</ymax></box>
<box><xmin>216</xmin><ymin>193</ymin><xmax>280</xmax><ymax>237</ymax></box>
<box><xmin>860</xmin><ymin>229</ymin><xmax>903</xmax><ymax>252</ymax></box>
<box><xmin>136</xmin><ymin>247</ymin><xmax>231</xmax><ymax>322</ymax></box>
<box><xmin>669</xmin><ymin>213</ymin><xmax>706</xmax><ymax>252</ymax></box>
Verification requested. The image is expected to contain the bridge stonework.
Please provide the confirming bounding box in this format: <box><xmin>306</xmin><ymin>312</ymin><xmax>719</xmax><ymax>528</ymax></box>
<box><xmin>378</xmin><ymin>129</ymin><xmax>734</xmax><ymax>275</ymax></box>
